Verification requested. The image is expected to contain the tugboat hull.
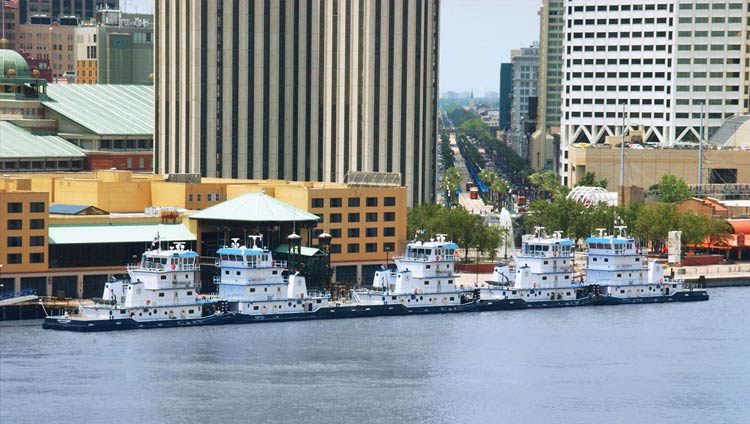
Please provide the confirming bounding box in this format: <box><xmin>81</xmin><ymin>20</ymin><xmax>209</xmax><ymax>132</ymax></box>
<box><xmin>601</xmin><ymin>290</ymin><xmax>709</xmax><ymax>305</ymax></box>
<box><xmin>42</xmin><ymin>314</ymin><xmax>231</xmax><ymax>332</ymax></box>
<box><xmin>230</xmin><ymin>302</ymin><xmax>480</xmax><ymax>324</ymax></box>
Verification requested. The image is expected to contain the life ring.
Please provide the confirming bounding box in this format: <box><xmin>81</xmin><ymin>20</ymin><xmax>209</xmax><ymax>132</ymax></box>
<box><xmin>659</xmin><ymin>278</ymin><xmax>663</xmax><ymax>284</ymax></box>
<box><xmin>146</xmin><ymin>300</ymin><xmax>151</xmax><ymax>306</ymax></box>
<box><xmin>436</xmin><ymin>255</ymin><xmax>441</xmax><ymax>261</ymax></box>
<box><xmin>414</xmin><ymin>288</ymin><xmax>418</xmax><ymax>294</ymax></box>
<box><xmin>553</xmin><ymin>251</ymin><xmax>557</xmax><ymax>256</ymax></box>
<box><xmin>171</xmin><ymin>263</ymin><xmax>176</xmax><ymax>270</ymax></box>
<box><xmin>453</xmin><ymin>250</ymin><xmax>460</xmax><ymax>258</ymax></box>
<box><xmin>533</xmin><ymin>283</ymin><xmax>537</xmax><ymax>288</ymax></box>
<box><xmin>271</xmin><ymin>260</ymin><xmax>276</xmax><ymax>267</ymax></box>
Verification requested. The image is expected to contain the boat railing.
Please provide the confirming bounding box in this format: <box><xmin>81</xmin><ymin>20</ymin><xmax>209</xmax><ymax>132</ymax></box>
<box><xmin>127</xmin><ymin>263</ymin><xmax>201</xmax><ymax>272</ymax></box>
<box><xmin>0</xmin><ymin>288</ymin><xmax>37</xmax><ymax>300</ymax></box>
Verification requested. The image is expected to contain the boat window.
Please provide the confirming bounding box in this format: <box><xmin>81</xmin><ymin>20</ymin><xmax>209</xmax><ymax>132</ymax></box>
<box><xmin>187</xmin><ymin>291</ymin><xmax>192</xmax><ymax>295</ymax></box>
<box><xmin>250</xmin><ymin>288</ymin><xmax>255</xmax><ymax>292</ymax></box>
<box><xmin>160</xmin><ymin>275</ymin><xmax>167</xmax><ymax>280</ymax></box>
<box><xmin>159</xmin><ymin>293</ymin><xmax>165</xmax><ymax>297</ymax></box>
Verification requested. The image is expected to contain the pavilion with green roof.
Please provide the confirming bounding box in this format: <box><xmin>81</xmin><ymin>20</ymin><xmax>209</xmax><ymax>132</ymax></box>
<box><xmin>190</xmin><ymin>192</ymin><xmax>328</xmax><ymax>288</ymax></box>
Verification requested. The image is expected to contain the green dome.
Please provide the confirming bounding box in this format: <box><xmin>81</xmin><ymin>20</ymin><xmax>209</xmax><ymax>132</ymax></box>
<box><xmin>0</xmin><ymin>48</ymin><xmax>31</xmax><ymax>79</ymax></box>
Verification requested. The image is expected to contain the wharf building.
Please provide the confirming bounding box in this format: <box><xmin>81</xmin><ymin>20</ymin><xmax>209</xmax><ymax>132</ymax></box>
<box><xmin>154</xmin><ymin>0</ymin><xmax>440</xmax><ymax>206</ymax></box>
<box><xmin>559</xmin><ymin>0</ymin><xmax>750</xmax><ymax>186</ymax></box>
<box><xmin>0</xmin><ymin>171</ymin><xmax>407</xmax><ymax>298</ymax></box>
<box><xmin>0</xmin><ymin>45</ymin><xmax>153</xmax><ymax>172</ymax></box>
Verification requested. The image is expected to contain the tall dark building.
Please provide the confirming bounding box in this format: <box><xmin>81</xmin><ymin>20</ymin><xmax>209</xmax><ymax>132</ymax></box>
<box><xmin>154</xmin><ymin>0</ymin><xmax>441</xmax><ymax>206</ymax></box>
<box><xmin>499</xmin><ymin>62</ymin><xmax>513</xmax><ymax>131</ymax></box>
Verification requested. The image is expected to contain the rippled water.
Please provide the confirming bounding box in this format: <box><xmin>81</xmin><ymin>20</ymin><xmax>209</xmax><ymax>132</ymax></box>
<box><xmin>2</xmin><ymin>288</ymin><xmax>749</xmax><ymax>424</ymax></box>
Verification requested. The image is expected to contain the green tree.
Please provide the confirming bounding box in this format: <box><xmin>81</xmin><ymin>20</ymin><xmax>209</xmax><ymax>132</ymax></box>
<box><xmin>658</xmin><ymin>174</ymin><xmax>694</xmax><ymax>203</ymax></box>
<box><xmin>441</xmin><ymin>167</ymin><xmax>461</xmax><ymax>206</ymax></box>
<box><xmin>633</xmin><ymin>203</ymin><xmax>679</xmax><ymax>252</ymax></box>
<box><xmin>576</xmin><ymin>171</ymin><xmax>608</xmax><ymax>189</ymax></box>
<box><xmin>529</xmin><ymin>170</ymin><xmax>569</xmax><ymax>199</ymax></box>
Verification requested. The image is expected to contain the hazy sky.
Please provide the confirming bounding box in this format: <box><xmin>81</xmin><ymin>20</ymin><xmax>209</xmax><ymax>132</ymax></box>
<box><xmin>126</xmin><ymin>0</ymin><xmax>539</xmax><ymax>95</ymax></box>
<box><xmin>440</xmin><ymin>0</ymin><xmax>540</xmax><ymax>95</ymax></box>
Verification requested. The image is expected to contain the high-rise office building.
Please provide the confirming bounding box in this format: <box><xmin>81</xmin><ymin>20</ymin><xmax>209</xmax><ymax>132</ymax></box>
<box><xmin>499</xmin><ymin>62</ymin><xmax>513</xmax><ymax>131</ymax></box>
<box><xmin>509</xmin><ymin>43</ymin><xmax>539</xmax><ymax>159</ymax></box>
<box><xmin>559</xmin><ymin>0</ymin><xmax>750</xmax><ymax>186</ymax></box>
<box><xmin>530</xmin><ymin>0</ymin><xmax>564</xmax><ymax>170</ymax></box>
<box><xmin>154</xmin><ymin>0</ymin><xmax>440</xmax><ymax>206</ymax></box>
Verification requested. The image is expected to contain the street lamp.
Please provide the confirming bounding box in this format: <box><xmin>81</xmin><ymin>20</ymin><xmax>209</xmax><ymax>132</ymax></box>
<box><xmin>318</xmin><ymin>231</ymin><xmax>332</xmax><ymax>289</ymax></box>
<box><xmin>287</xmin><ymin>231</ymin><xmax>301</xmax><ymax>272</ymax></box>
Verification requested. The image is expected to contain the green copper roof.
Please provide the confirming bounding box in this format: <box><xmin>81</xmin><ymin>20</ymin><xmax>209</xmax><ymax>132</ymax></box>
<box><xmin>49</xmin><ymin>223</ymin><xmax>196</xmax><ymax>245</ymax></box>
<box><xmin>0</xmin><ymin>121</ymin><xmax>85</xmax><ymax>159</ymax></box>
<box><xmin>0</xmin><ymin>48</ymin><xmax>31</xmax><ymax>78</ymax></box>
<box><xmin>190</xmin><ymin>193</ymin><xmax>320</xmax><ymax>223</ymax></box>
<box><xmin>43</xmin><ymin>84</ymin><xmax>153</xmax><ymax>135</ymax></box>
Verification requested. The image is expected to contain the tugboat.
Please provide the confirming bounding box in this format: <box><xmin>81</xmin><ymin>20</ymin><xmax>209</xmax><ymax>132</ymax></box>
<box><xmin>43</xmin><ymin>241</ymin><xmax>227</xmax><ymax>332</ymax></box>
<box><xmin>215</xmin><ymin>235</ymin><xmax>332</xmax><ymax>323</ymax></box>
<box><xmin>584</xmin><ymin>225</ymin><xmax>709</xmax><ymax>303</ymax></box>
<box><xmin>478</xmin><ymin>227</ymin><xmax>601</xmax><ymax>310</ymax></box>
<box><xmin>222</xmin><ymin>232</ymin><xmax>478</xmax><ymax>322</ymax></box>
<box><xmin>350</xmin><ymin>232</ymin><xmax>479</xmax><ymax>314</ymax></box>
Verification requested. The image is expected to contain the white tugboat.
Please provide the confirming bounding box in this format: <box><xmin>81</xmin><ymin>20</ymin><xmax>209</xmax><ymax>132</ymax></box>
<box><xmin>44</xmin><ymin>240</ymin><xmax>227</xmax><ymax>332</ymax></box>
<box><xmin>478</xmin><ymin>227</ymin><xmax>598</xmax><ymax>310</ymax></box>
<box><xmin>584</xmin><ymin>226</ymin><xmax>709</xmax><ymax>303</ymax></box>
<box><xmin>215</xmin><ymin>235</ymin><xmax>332</xmax><ymax>322</ymax></box>
<box><xmin>351</xmin><ymin>232</ymin><xmax>479</xmax><ymax>313</ymax></box>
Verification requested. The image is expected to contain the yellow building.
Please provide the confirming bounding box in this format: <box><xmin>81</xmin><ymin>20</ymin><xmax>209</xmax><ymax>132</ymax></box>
<box><xmin>3</xmin><ymin>171</ymin><xmax>409</xmax><ymax>292</ymax></box>
<box><xmin>0</xmin><ymin>177</ymin><xmax>49</xmax><ymax>288</ymax></box>
<box><xmin>566</xmin><ymin>146</ymin><xmax>750</xmax><ymax>190</ymax></box>
<box><xmin>76</xmin><ymin>59</ymin><xmax>97</xmax><ymax>84</ymax></box>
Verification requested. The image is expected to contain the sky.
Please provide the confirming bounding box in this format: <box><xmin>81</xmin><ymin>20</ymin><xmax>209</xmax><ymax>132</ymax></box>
<box><xmin>125</xmin><ymin>0</ymin><xmax>539</xmax><ymax>95</ymax></box>
<box><xmin>440</xmin><ymin>0</ymin><xmax>540</xmax><ymax>95</ymax></box>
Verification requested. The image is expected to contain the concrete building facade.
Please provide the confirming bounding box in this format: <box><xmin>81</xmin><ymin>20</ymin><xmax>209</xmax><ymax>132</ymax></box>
<box><xmin>154</xmin><ymin>0</ymin><xmax>441</xmax><ymax>206</ymax></box>
<box><xmin>16</xmin><ymin>0</ymin><xmax>119</xmax><ymax>24</ymax></box>
<box><xmin>17</xmin><ymin>18</ymin><xmax>76</xmax><ymax>77</ymax></box>
<box><xmin>559</xmin><ymin>0</ymin><xmax>750</xmax><ymax>186</ymax></box>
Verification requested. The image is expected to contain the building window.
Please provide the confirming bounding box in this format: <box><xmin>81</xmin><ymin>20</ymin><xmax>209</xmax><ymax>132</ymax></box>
<box><xmin>348</xmin><ymin>213</ymin><xmax>360</xmax><ymax>223</ymax></box>
<box><xmin>197</xmin><ymin>194</ymin><xmax>202</xmax><ymax>201</ymax></box>
<box><xmin>348</xmin><ymin>197</ymin><xmax>360</xmax><ymax>207</ymax></box>
<box><xmin>7</xmin><ymin>236</ymin><xmax>22</xmax><ymax>247</ymax></box>
<box><xmin>330</xmin><ymin>229</ymin><xmax>342</xmax><ymax>238</ymax></box>
<box><xmin>207</xmin><ymin>194</ymin><xmax>213</xmax><ymax>201</ymax></box>
<box><xmin>330</xmin><ymin>198</ymin><xmax>342</xmax><ymax>207</ymax></box>
<box><xmin>365</xmin><ymin>228</ymin><xmax>378</xmax><ymax>237</ymax></box>
<box><xmin>188</xmin><ymin>194</ymin><xmax>194</xmax><ymax>202</ymax></box>
<box><xmin>7</xmin><ymin>253</ymin><xmax>22</xmax><ymax>264</ymax></box>
<box><xmin>30</xmin><ymin>252</ymin><xmax>44</xmax><ymax>263</ymax></box>
<box><xmin>347</xmin><ymin>228</ymin><xmax>360</xmax><ymax>238</ymax></box>
<box><xmin>330</xmin><ymin>244</ymin><xmax>341</xmax><ymax>254</ymax></box>
<box><xmin>30</xmin><ymin>236</ymin><xmax>45</xmax><ymax>246</ymax></box>
<box><xmin>30</xmin><ymin>202</ymin><xmax>45</xmax><ymax>213</ymax></box>
<box><xmin>383</xmin><ymin>212</ymin><xmax>395</xmax><ymax>222</ymax></box>
<box><xmin>7</xmin><ymin>219</ymin><xmax>22</xmax><ymax>230</ymax></box>
<box><xmin>365</xmin><ymin>197</ymin><xmax>378</xmax><ymax>207</ymax></box>
<box><xmin>383</xmin><ymin>242</ymin><xmax>395</xmax><ymax>252</ymax></box>
<box><xmin>383</xmin><ymin>227</ymin><xmax>396</xmax><ymax>237</ymax></box>
<box><xmin>347</xmin><ymin>243</ymin><xmax>360</xmax><ymax>253</ymax></box>
<box><xmin>7</xmin><ymin>202</ymin><xmax>22</xmax><ymax>213</ymax></box>
<box><xmin>365</xmin><ymin>243</ymin><xmax>378</xmax><ymax>253</ymax></box>
<box><xmin>311</xmin><ymin>198</ymin><xmax>324</xmax><ymax>208</ymax></box>
<box><xmin>30</xmin><ymin>219</ymin><xmax>44</xmax><ymax>230</ymax></box>
<box><xmin>365</xmin><ymin>212</ymin><xmax>378</xmax><ymax>222</ymax></box>
<box><xmin>330</xmin><ymin>213</ymin><xmax>342</xmax><ymax>223</ymax></box>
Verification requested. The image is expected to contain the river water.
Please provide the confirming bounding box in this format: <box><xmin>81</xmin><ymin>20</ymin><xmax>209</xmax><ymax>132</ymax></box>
<box><xmin>2</xmin><ymin>288</ymin><xmax>749</xmax><ymax>424</ymax></box>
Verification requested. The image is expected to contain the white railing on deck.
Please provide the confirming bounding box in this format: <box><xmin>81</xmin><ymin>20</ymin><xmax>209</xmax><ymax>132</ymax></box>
<box><xmin>127</xmin><ymin>263</ymin><xmax>201</xmax><ymax>272</ymax></box>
